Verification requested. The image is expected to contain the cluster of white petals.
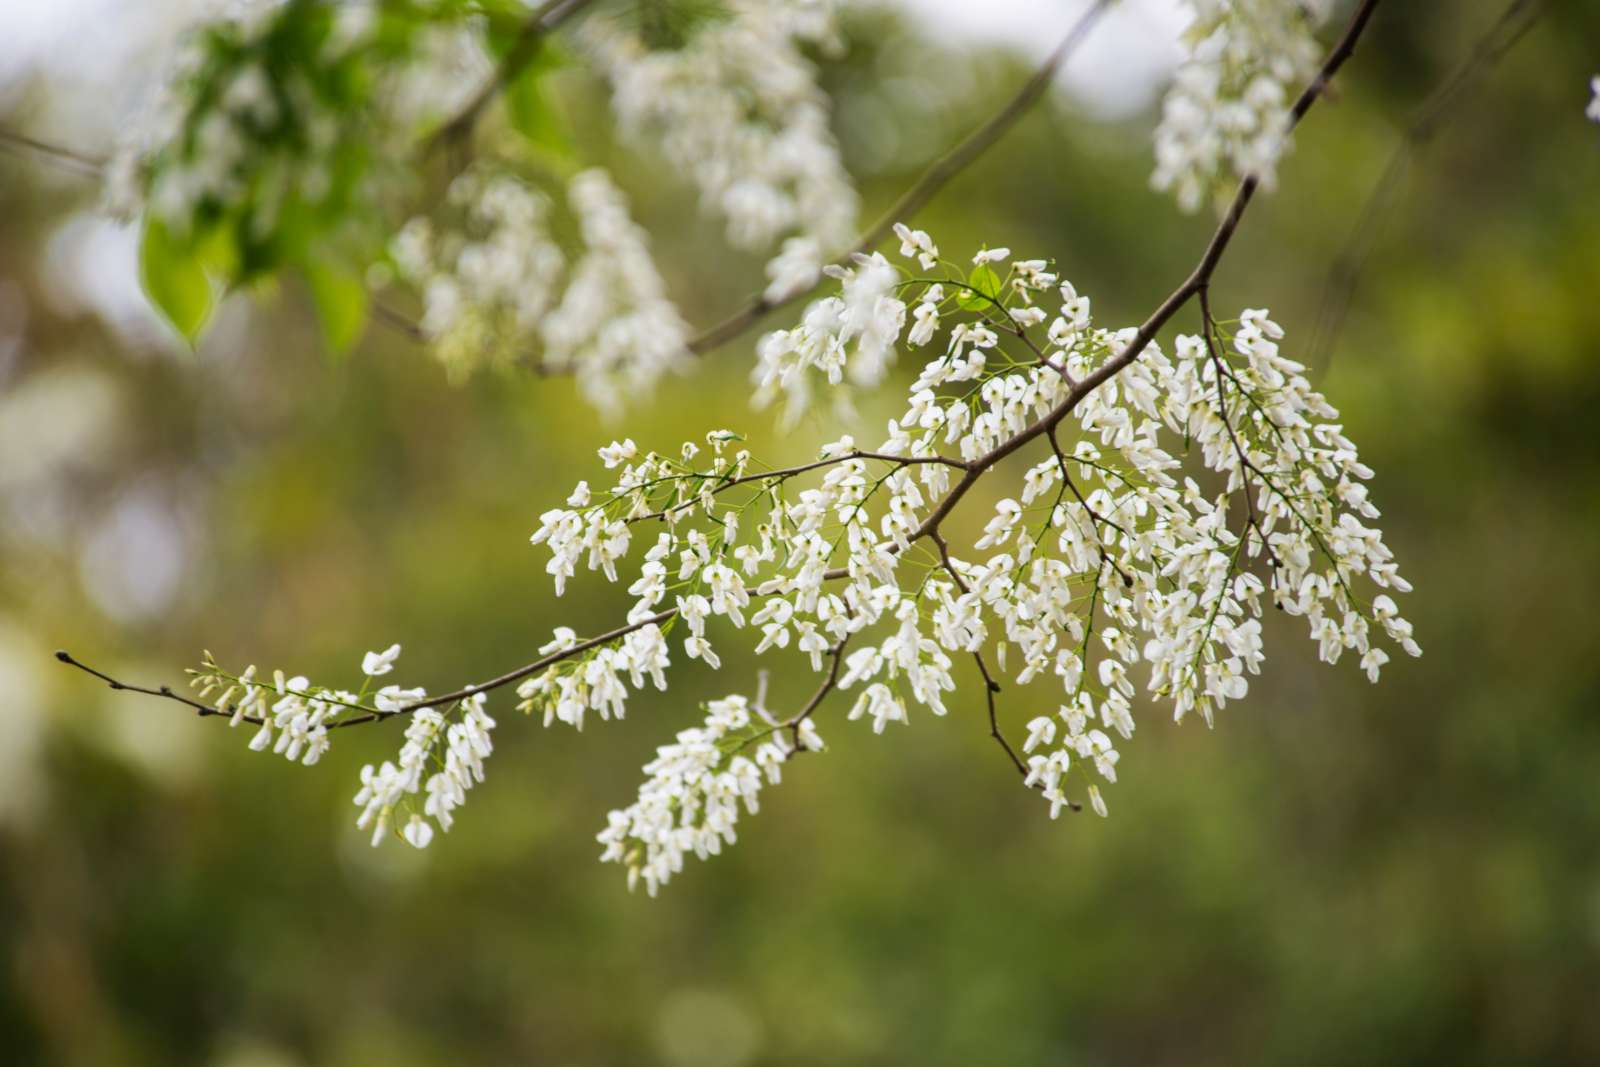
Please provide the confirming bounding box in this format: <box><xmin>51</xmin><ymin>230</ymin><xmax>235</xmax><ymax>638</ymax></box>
<box><xmin>753</xmin><ymin>249</ymin><xmax>907</xmax><ymax>421</ymax></box>
<box><xmin>597</xmin><ymin>693</ymin><xmax>822</xmax><ymax>895</ymax></box>
<box><xmin>391</xmin><ymin>167</ymin><xmax>565</xmax><ymax>376</ymax></box>
<box><xmin>190</xmin><ymin>643</ymin><xmax>496</xmax><ymax>850</ymax></box>
<box><xmin>353</xmin><ymin>692</ymin><xmax>495</xmax><ymax>850</ymax></box>
<box><xmin>392</xmin><ymin>167</ymin><xmax>687</xmax><ymax>411</ymax></box>
<box><xmin>1153</xmin><ymin>0</ymin><xmax>1325</xmax><ymax>213</ymax></box>
<box><xmin>513</xmin><ymin>623</ymin><xmax>672</xmax><ymax>730</ymax></box>
<box><xmin>1588</xmin><ymin>75</ymin><xmax>1600</xmax><ymax>123</ymax></box>
<box><xmin>584</xmin><ymin>0</ymin><xmax>857</xmax><ymax>294</ymax></box>
<box><xmin>541</xmin><ymin>169</ymin><xmax>692</xmax><ymax>411</ymax></box>
<box><xmin>522</xmin><ymin>223</ymin><xmax>1418</xmax><ymax>886</ymax></box>
<box><xmin>188</xmin><ymin>652</ymin><xmax>354</xmax><ymax>768</ymax></box>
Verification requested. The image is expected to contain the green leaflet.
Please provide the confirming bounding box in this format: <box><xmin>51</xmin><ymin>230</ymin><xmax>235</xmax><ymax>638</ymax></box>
<box><xmin>140</xmin><ymin>216</ymin><xmax>215</xmax><ymax>345</ymax></box>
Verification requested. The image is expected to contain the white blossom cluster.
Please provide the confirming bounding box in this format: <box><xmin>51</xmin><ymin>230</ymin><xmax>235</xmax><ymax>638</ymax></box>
<box><xmin>597</xmin><ymin>693</ymin><xmax>823</xmax><ymax>895</ymax></box>
<box><xmin>1588</xmin><ymin>75</ymin><xmax>1600</xmax><ymax>124</ymax></box>
<box><xmin>753</xmin><ymin>243</ymin><xmax>907</xmax><ymax>421</ymax></box>
<box><xmin>391</xmin><ymin>167</ymin><xmax>565</xmax><ymax>377</ymax></box>
<box><xmin>584</xmin><ymin>0</ymin><xmax>858</xmax><ymax>299</ymax></box>
<box><xmin>391</xmin><ymin>167</ymin><xmax>688</xmax><ymax>410</ymax></box>
<box><xmin>189</xmin><ymin>650</ymin><xmax>352</xmax><ymax>768</ymax></box>
<box><xmin>540</xmin><ymin>169</ymin><xmax>692</xmax><ymax>411</ymax></box>
<box><xmin>522</xmin><ymin>223</ymin><xmax>1418</xmax><ymax>887</ymax></box>
<box><xmin>190</xmin><ymin>642</ymin><xmax>496</xmax><ymax>850</ymax></box>
<box><xmin>178</xmin><ymin>222</ymin><xmax>1420</xmax><ymax>888</ymax></box>
<box><xmin>1152</xmin><ymin>0</ymin><xmax>1326</xmax><ymax>213</ymax></box>
<box><xmin>513</xmin><ymin>622</ymin><xmax>673</xmax><ymax>730</ymax></box>
<box><xmin>352</xmin><ymin>692</ymin><xmax>495</xmax><ymax>850</ymax></box>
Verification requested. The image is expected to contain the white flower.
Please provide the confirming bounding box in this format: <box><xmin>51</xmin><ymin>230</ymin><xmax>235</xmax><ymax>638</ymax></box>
<box><xmin>362</xmin><ymin>643</ymin><xmax>402</xmax><ymax>677</ymax></box>
<box><xmin>599</xmin><ymin>439</ymin><xmax>638</xmax><ymax>469</ymax></box>
<box><xmin>893</xmin><ymin>222</ymin><xmax>940</xmax><ymax>269</ymax></box>
<box><xmin>403</xmin><ymin>814</ymin><xmax>434</xmax><ymax>849</ymax></box>
<box><xmin>764</xmin><ymin>236</ymin><xmax>824</xmax><ymax>301</ymax></box>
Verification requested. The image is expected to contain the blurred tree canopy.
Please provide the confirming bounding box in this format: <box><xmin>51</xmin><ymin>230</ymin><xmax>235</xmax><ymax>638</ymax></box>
<box><xmin>2</xmin><ymin>1</ymin><xmax>1599</xmax><ymax>1064</ymax></box>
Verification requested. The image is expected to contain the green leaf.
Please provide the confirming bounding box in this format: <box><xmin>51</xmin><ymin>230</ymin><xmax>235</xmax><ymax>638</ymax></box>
<box><xmin>503</xmin><ymin>41</ymin><xmax>572</xmax><ymax>157</ymax></box>
<box><xmin>304</xmin><ymin>259</ymin><xmax>369</xmax><ymax>357</ymax></box>
<box><xmin>140</xmin><ymin>216</ymin><xmax>215</xmax><ymax>345</ymax></box>
<box><xmin>957</xmin><ymin>264</ymin><xmax>1002</xmax><ymax>311</ymax></box>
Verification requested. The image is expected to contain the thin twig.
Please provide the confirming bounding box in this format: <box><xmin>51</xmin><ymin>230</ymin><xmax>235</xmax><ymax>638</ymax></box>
<box><xmin>55</xmin><ymin>649</ymin><xmax>261</xmax><ymax>723</ymax></box>
<box><xmin>0</xmin><ymin>129</ymin><xmax>106</xmax><ymax>178</ymax></box>
<box><xmin>1307</xmin><ymin>0</ymin><xmax>1543</xmax><ymax>372</ymax></box>
<box><xmin>419</xmin><ymin>0</ymin><xmax>599</xmax><ymax>159</ymax></box>
<box><xmin>734</xmin><ymin>637</ymin><xmax>850</xmax><ymax>756</ymax></box>
<box><xmin>624</xmin><ymin>449</ymin><xmax>968</xmax><ymax>526</ymax></box>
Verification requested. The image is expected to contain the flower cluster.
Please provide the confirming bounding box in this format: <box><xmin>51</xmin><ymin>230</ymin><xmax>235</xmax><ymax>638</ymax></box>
<box><xmin>522</xmin><ymin>223</ymin><xmax>1418</xmax><ymax>884</ymax></box>
<box><xmin>512</xmin><ymin>623</ymin><xmax>673</xmax><ymax>729</ymax></box>
<box><xmin>390</xmin><ymin>167</ymin><xmax>565</xmax><ymax>377</ymax></box>
<box><xmin>392</xmin><ymin>167</ymin><xmax>688</xmax><ymax>410</ymax></box>
<box><xmin>1152</xmin><ymin>0</ymin><xmax>1325</xmax><ymax>213</ymax></box>
<box><xmin>353</xmin><ymin>692</ymin><xmax>495</xmax><ymax>850</ymax></box>
<box><xmin>1588</xmin><ymin>75</ymin><xmax>1600</xmax><ymax>124</ymax></box>
<box><xmin>190</xmin><ymin>642</ymin><xmax>497</xmax><ymax>850</ymax></box>
<box><xmin>541</xmin><ymin>169</ymin><xmax>692</xmax><ymax>411</ymax></box>
<box><xmin>597</xmin><ymin>693</ymin><xmax>822</xmax><ymax>895</ymax></box>
<box><xmin>187</xmin><ymin>650</ymin><xmax>359</xmax><ymax>767</ymax></box>
<box><xmin>753</xmin><ymin>245</ymin><xmax>906</xmax><ymax>421</ymax></box>
<box><xmin>584</xmin><ymin>0</ymin><xmax>857</xmax><ymax>299</ymax></box>
<box><xmin>177</xmin><ymin>219</ymin><xmax>1420</xmax><ymax>888</ymax></box>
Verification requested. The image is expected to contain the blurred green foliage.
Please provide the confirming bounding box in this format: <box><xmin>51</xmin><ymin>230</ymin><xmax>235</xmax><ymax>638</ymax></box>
<box><xmin>3</xmin><ymin>2</ymin><xmax>1600</xmax><ymax>1065</ymax></box>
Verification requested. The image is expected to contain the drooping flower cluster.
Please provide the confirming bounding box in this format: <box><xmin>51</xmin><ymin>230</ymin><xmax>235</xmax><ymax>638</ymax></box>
<box><xmin>1152</xmin><ymin>0</ymin><xmax>1326</xmax><ymax>213</ymax></box>
<box><xmin>391</xmin><ymin>167</ymin><xmax>688</xmax><ymax>409</ymax></box>
<box><xmin>177</xmin><ymin>220</ymin><xmax>1419</xmax><ymax>888</ymax></box>
<box><xmin>512</xmin><ymin>622</ymin><xmax>673</xmax><ymax>730</ymax></box>
<box><xmin>188</xmin><ymin>650</ymin><xmax>357</xmax><ymax>768</ymax></box>
<box><xmin>190</xmin><ymin>642</ymin><xmax>496</xmax><ymax>850</ymax></box>
<box><xmin>753</xmin><ymin>245</ymin><xmax>907</xmax><ymax>421</ymax></box>
<box><xmin>540</xmin><ymin>169</ymin><xmax>692</xmax><ymax>411</ymax></box>
<box><xmin>597</xmin><ymin>693</ymin><xmax>823</xmax><ymax>895</ymax></box>
<box><xmin>584</xmin><ymin>0</ymin><xmax>858</xmax><ymax>300</ymax></box>
<box><xmin>519</xmin><ymin>223</ymin><xmax>1418</xmax><ymax>886</ymax></box>
<box><xmin>352</xmin><ymin>692</ymin><xmax>495</xmax><ymax>849</ymax></box>
<box><xmin>390</xmin><ymin>167</ymin><xmax>565</xmax><ymax>377</ymax></box>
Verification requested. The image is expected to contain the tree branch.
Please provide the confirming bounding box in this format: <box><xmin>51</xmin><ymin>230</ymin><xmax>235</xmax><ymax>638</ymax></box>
<box><xmin>621</xmin><ymin>449</ymin><xmax>968</xmax><ymax>527</ymax></box>
<box><xmin>55</xmin><ymin>649</ymin><xmax>260</xmax><ymax>723</ymax></box>
<box><xmin>69</xmin><ymin>0</ymin><xmax>1388</xmax><ymax>784</ymax></box>
<box><xmin>419</xmin><ymin>0</ymin><xmax>599</xmax><ymax>158</ymax></box>
<box><xmin>0</xmin><ymin>129</ymin><xmax>106</xmax><ymax>178</ymax></box>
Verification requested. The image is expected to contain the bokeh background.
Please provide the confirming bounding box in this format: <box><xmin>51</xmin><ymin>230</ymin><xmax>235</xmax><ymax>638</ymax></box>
<box><xmin>3</xmin><ymin>2</ymin><xmax>1600</xmax><ymax>1064</ymax></box>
